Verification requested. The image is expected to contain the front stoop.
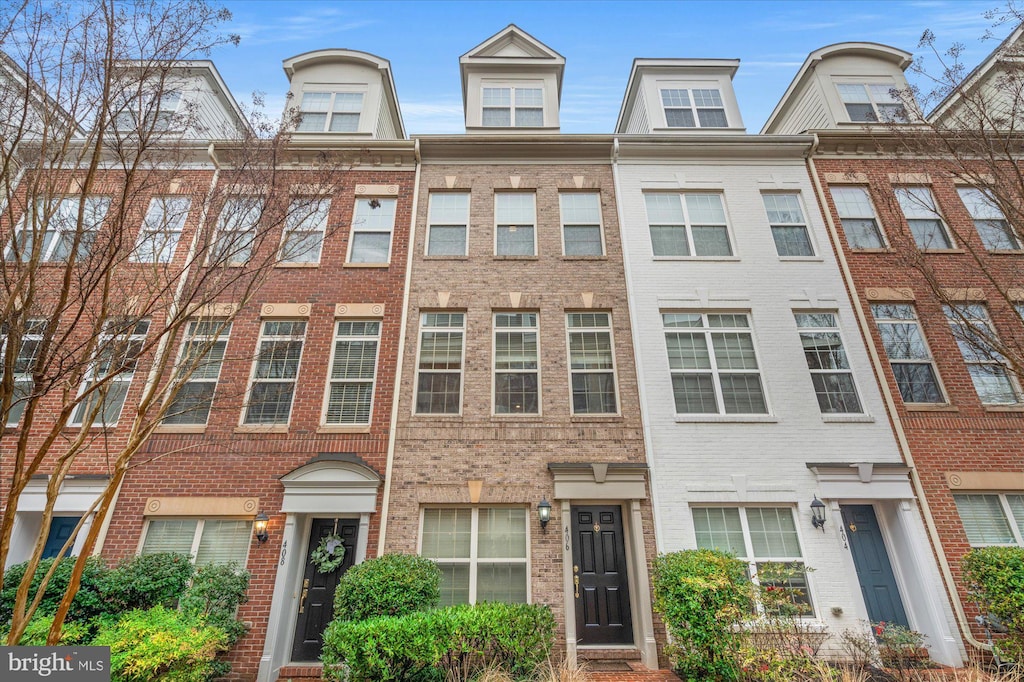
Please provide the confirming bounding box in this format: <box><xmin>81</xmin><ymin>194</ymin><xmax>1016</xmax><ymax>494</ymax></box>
<box><xmin>578</xmin><ymin>647</ymin><xmax>641</xmax><ymax>671</ymax></box>
<box><xmin>276</xmin><ymin>663</ymin><xmax>322</xmax><ymax>681</ymax></box>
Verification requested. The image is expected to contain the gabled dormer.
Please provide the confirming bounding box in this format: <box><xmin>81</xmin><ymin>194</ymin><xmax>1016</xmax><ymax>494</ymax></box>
<box><xmin>616</xmin><ymin>59</ymin><xmax>745</xmax><ymax>134</ymax></box>
<box><xmin>282</xmin><ymin>49</ymin><xmax>405</xmax><ymax>140</ymax></box>
<box><xmin>459</xmin><ymin>25</ymin><xmax>564</xmax><ymax>134</ymax></box>
<box><xmin>111</xmin><ymin>60</ymin><xmax>249</xmax><ymax>141</ymax></box>
<box><xmin>762</xmin><ymin>43</ymin><xmax>915</xmax><ymax>134</ymax></box>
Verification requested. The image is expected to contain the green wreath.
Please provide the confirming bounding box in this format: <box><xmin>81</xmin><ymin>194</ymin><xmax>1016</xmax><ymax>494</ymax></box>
<box><xmin>311</xmin><ymin>533</ymin><xmax>346</xmax><ymax>574</ymax></box>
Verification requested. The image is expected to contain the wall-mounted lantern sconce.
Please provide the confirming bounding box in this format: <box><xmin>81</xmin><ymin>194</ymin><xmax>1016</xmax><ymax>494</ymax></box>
<box><xmin>254</xmin><ymin>511</ymin><xmax>270</xmax><ymax>543</ymax></box>
<box><xmin>811</xmin><ymin>496</ymin><xmax>826</xmax><ymax>531</ymax></box>
<box><xmin>538</xmin><ymin>498</ymin><xmax>552</xmax><ymax>531</ymax></box>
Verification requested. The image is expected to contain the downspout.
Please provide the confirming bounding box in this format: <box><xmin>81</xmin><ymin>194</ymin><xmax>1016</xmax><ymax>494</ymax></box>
<box><xmin>805</xmin><ymin>136</ymin><xmax>987</xmax><ymax>654</ymax></box>
<box><xmin>377</xmin><ymin>138</ymin><xmax>420</xmax><ymax>555</ymax></box>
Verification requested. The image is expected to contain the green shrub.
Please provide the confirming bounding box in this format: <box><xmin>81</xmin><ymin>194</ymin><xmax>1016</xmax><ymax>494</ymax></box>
<box><xmin>963</xmin><ymin>546</ymin><xmax>1024</xmax><ymax>662</ymax></box>
<box><xmin>0</xmin><ymin>556</ymin><xmax>108</xmax><ymax>625</ymax></box>
<box><xmin>179</xmin><ymin>563</ymin><xmax>251</xmax><ymax>680</ymax></box>
<box><xmin>100</xmin><ymin>552</ymin><xmax>194</xmax><ymax>612</ymax></box>
<box><xmin>321</xmin><ymin>601</ymin><xmax>555</xmax><ymax>682</ymax></box>
<box><xmin>332</xmin><ymin>553</ymin><xmax>440</xmax><ymax>622</ymax></box>
<box><xmin>0</xmin><ymin>615</ymin><xmax>91</xmax><ymax>645</ymax></box>
<box><xmin>92</xmin><ymin>605</ymin><xmax>229</xmax><ymax>682</ymax></box>
<box><xmin>651</xmin><ymin>549</ymin><xmax>750</xmax><ymax>682</ymax></box>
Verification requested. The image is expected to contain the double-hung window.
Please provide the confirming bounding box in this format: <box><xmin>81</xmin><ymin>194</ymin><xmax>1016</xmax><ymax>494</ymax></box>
<box><xmin>660</xmin><ymin>88</ymin><xmax>727</xmax><ymax>128</ymax></box>
<box><xmin>2</xmin><ymin>319</ymin><xmax>45</xmax><ymax>426</ymax></box>
<box><xmin>567</xmin><ymin>312</ymin><xmax>617</xmax><ymax>414</ymax></box>
<box><xmin>72</xmin><ymin>319</ymin><xmax>150</xmax><ymax>426</ymax></box>
<box><xmin>560</xmin><ymin>193</ymin><xmax>604</xmax><ymax>256</ymax></box>
<box><xmin>693</xmin><ymin>506</ymin><xmax>812</xmax><ymax>613</ymax></box>
<box><xmin>296</xmin><ymin>91</ymin><xmax>364</xmax><ymax>132</ymax></box>
<box><xmin>957</xmin><ymin>188</ymin><xmax>1020</xmax><ymax>250</ymax></box>
<box><xmin>895</xmin><ymin>187</ymin><xmax>953</xmax><ymax>249</ymax></box>
<box><xmin>415</xmin><ymin>313</ymin><xmax>465</xmax><ymax>414</ymax></box>
<box><xmin>664</xmin><ymin>312</ymin><xmax>767</xmax><ymax>415</ymax></box>
<box><xmin>6</xmin><ymin>197</ymin><xmax>110</xmax><ymax>262</ymax></box>
<box><xmin>944</xmin><ymin>304</ymin><xmax>1019</xmax><ymax>404</ymax></box>
<box><xmin>482</xmin><ymin>87</ymin><xmax>543</xmax><ymax>127</ymax></box>
<box><xmin>163</xmin><ymin>320</ymin><xmax>231</xmax><ymax>425</ymax></box>
<box><xmin>494</xmin><ymin>313</ymin><xmax>539</xmax><ymax>414</ymax></box>
<box><xmin>836</xmin><ymin>83</ymin><xmax>907</xmax><ymax>122</ymax></box>
<box><xmin>427</xmin><ymin>193</ymin><xmax>469</xmax><ymax>256</ymax></box>
<box><xmin>420</xmin><ymin>507</ymin><xmax>528</xmax><ymax>605</ymax></box>
<box><xmin>495</xmin><ymin>193</ymin><xmax>536</xmax><ymax>256</ymax></box>
<box><xmin>763</xmin><ymin>193</ymin><xmax>813</xmax><ymax>257</ymax></box>
<box><xmin>349</xmin><ymin>198</ymin><xmax>397</xmax><ymax>263</ymax></box>
<box><xmin>324</xmin><ymin>320</ymin><xmax>380</xmax><ymax>425</ymax></box>
<box><xmin>794</xmin><ymin>313</ymin><xmax>862</xmax><ymax>414</ymax></box>
<box><xmin>212</xmin><ymin>198</ymin><xmax>262</xmax><ymax>264</ymax></box>
<box><xmin>644</xmin><ymin>193</ymin><xmax>732</xmax><ymax>257</ymax></box>
<box><xmin>243</xmin><ymin>320</ymin><xmax>306</xmax><ymax>425</ymax></box>
<box><xmin>141</xmin><ymin>518</ymin><xmax>251</xmax><ymax>566</ymax></box>
<box><xmin>830</xmin><ymin>187</ymin><xmax>885</xmax><ymax>249</ymax></box>
<box><xmin>953</xmin><ymin>494</ymin><xmax>1024</xmax><ymax>546</ymax></box>
<box><xmin>133</xmin><ymin>197</ymin><xmax>191</xmax><ymax>263</ymax></box>
<box><xmin>281</xmin><ymin>198</ymin><xmax>330</xmax><ymax>264</ymax></box>
<box><xmin>871</xmin><ymin>304</ymin><xmax>944</xmax><ymax>404</ymax></box>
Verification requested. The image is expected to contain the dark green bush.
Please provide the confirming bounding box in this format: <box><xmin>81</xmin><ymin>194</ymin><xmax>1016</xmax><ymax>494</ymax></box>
<box><xmin>0</xmin><ymin>556</ymin><xmax>108</xmax><ymax>624</ymax></box>
<box><xmin>0</xmin><ymin>615</ymin><xmax>91</xmax><ymax>645</ymax></box>
<box><xmin>332</xmin><ymin>553</ymin><xmax>440</xmax><ymax>622</ymax></box>
<box><xmin>179</xmin><ymin>563</ymin><xmax>251</xmax><ymax>680</ymax></box>
<box><xmin>651</xmin><ymin>549</ymin><xmax>750</xmax><ymax>682</ymax></box>
<box><xmin>100</xmin><ymin>552</ymin><xmax>195</xmax><ymax>612</ymax></box>
<box><xmin>321</xmin><ymin>601</ymin><xmax>556</xmax><ymax>682</ymax></box>
<box><xmin>963</xmin><ymin>546</ymin><xmax>1024</xmax><ymax>662</ymax></box>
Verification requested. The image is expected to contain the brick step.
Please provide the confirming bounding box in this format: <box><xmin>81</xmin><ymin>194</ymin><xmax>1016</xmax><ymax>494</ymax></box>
<box><xmin>277</xmin><ymin>663</ymin><xmax>322</xmax><ymax>681</ymax></box>
<box><xmin>577</xmin><ymin>647</ymin><xmax>643</xmax><ymax>661</ymax></box>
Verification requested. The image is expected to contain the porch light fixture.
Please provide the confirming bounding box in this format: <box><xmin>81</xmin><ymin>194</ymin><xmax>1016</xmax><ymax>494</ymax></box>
<box><xmin>254</xmin><ymin>512</ymin><xmax>270</xmax><ymax>543</ymax></box>
<box><xmin>538</xmin><ymin>498</ymin><xmax>552</xmax><ymax>531</ymax></box>
<box><xmin>810</xmin><ymin>497</ymin><xmax>826</xmax><ymax>531</ymax></box>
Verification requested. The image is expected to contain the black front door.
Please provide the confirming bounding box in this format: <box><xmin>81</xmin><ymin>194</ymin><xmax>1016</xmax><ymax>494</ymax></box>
<box><xmin>291</xmin><ymin>518</ymin><xmax>359</xmax><ymax>662</ymax></box>
<box><xmin>841</xmin><ymin>505</ymin><xmax>910</xmax><ymax>628</ymax></box>
<box><xmin>571</xmin><ymin>505</ymin><xmax>633</xmax><ymax>645</ymax></box>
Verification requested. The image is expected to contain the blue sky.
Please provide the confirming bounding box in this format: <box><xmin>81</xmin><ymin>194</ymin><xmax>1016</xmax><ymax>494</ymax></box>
<box><xmin>213</xmin><ymin>1</ymin><xmax>1014</xmax><ymax>134</ymax></box>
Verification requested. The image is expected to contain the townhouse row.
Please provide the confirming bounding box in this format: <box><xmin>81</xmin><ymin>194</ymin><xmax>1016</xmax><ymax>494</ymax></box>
<box><xmin>3</xmin><ymin>24</ymin><xmax>1024</xmax><ymax>681</ymax></box>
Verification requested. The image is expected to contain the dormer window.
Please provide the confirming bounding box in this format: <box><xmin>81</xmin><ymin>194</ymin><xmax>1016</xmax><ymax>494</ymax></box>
<box><xmin>297</xmin><ymin>91</ymin><xmax>364</xmax><ymax>132</ymax></box>
<box><xmin>660</xmin><ymin>88</ymin><xmax>727</xmax><ymax>128</ymax></box>
<box><xmin>113</xmin><ymin>90</ymin><xmax>181</xmax><ymax>132</ymax></box>
<box><xmin>482</xmin><ymin>86</ymin><xmax>543</xmax><ymax>127</ymax></box>
<box><xmin>836</xmin><ymin>83</ymin><xmax>907</xmax><ymax>122</ymax></box>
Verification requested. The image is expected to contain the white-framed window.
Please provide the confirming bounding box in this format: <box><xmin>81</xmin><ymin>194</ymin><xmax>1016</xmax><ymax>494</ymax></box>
<box><xmin>420</xmin><ymin>507</ymin><xmax>528</xmax><ymax>605</ymax></box>
<box><xmin>664</xmin><ymin>312</ymin><xmax>768</xmax><ymax>415</ymax></box>
<box><xmin>211</xmin><ymin>197</ymin><xmax>262</xmax><ymax>264</ymax></box>
<box><xmin>495</xmin><ymin>193</ymin><xmax>536</xmax><ymax>256</ymax></box>
<box><xmin>953</xmin><ymin>494</ymin><xmax>1024</xmax><ymax>546</ymax></box>
<box><xmin>1</xmin><ymin>319</ymin><xmax>45</xmax><ymax>426</ymax></box>
<box><xmin>140</xmin><ymin>518</ymin><xmax>252</xmax><ymax>566</ymax></box>
<box><xmin>415</xmin><ymin>312</ymin><xmax>465</xmax><ymax>414</ymax></box>
<box><xmin>830</xmin><ymin>187</ymin><xmax>886</xmax><ymax>249</ymax></box>
<box><xmin>560</xmin><ymin>193</ymin><xmax>604</xmax><ymax>256</ymax></box>
<box><xmin>280</xmin><ymin>198</ymin><xmax>330</xmax><ymax>264</ymax></box>
<box><xmin>426</xmin><ymin>193</ymin><xmax>469</xmax><ymax>256</ymax></box>
<box><xmin>114</xmin><ymin>90</ymin><xmax>182</xmax><ymax>132</ymax></box>
<box><xmin>482</xmin><ymin>87</ymin><xmax>543</xmax><ymax>127</ymax></box>
<box><xmin>763</xmin><ymin>193</ymin><xmax>813</xmax><ymax>257</ymax></box>
<box><xmin>163</xmin><ymin>320</ymin><xmax>231</xmax><ymax>425</ymax></box>
<box><xmin>644</xmin><ymin>193</ymin><xmax>732</xmax><ymax>258</ymax></box>
<box><xmin>944</xmin><ymin>304</ymin><xmax>1019</xmax><ymax>405</ymax></box>
<box><xmin>323</xmin><ymin>320</ymin><xmax>380</xmax><ymax>425</ymax></box>
<box><xmin>296</xmin><ymin>91</ymin><xmax>364</xmax><ymax>133</ymax></box>
<box><xmin>133</xmin><ymin>196</ymin><xmax>191</xmax><ymax>263</ymax></box>
<box><xmin>567</xmin><ymin>312</ymin><xmax>618</xmax><ymax>415</ymax></box>
<box><xmin>895</xmin><ymin>187</ymin><xmax>953</xmax><ymax>249</ymax></box>
<box><xmin>836</xmin><ymin>82</ymin><xmax>907</xmax><ymax>123</ymax></box>
<box><xmin>692</xmin><ymin>506</ymin><xmax>813</xmax><ymax>614</ymax></box>
<box><xmin>494</xmin><ymin>312</ymin><xmax>539</xmax><ymax>414</ymax></box>
<box><xmin>871</xmin><ymin>304</ymin><xmax>945</xmax><ymax>404</ymax></box>
<box><xmin>243</xmin><ymin>320</ymin><xmax>306</xmax><ymax>425</ymax></box>
<box><xmin>794</xmin><ymin>313</ymin><xmax>862</xmax><ymax>414</ymax></box>
<box><xmin>957</xmin><ymin>188</ymin><xmax>1020</xmax><ymax>251</ymax></box>
<box><xmin>348</xmin><ymin>198</ymin><xmax>397</xmax><ymax>264</ymax></box>
<box><xmin>71</xmin><ymin>319</ymin><xmax>150</xmax><ymax>426</ymax></box>
<box><xmin>660</xmin><ymin>88</ymin><xmax>727</xmax><ymax>128</ymax></box>
<box><xmin>6</xmin><ymin>197</ymin><xmax>111</xmax><ymax>262</ymax></box>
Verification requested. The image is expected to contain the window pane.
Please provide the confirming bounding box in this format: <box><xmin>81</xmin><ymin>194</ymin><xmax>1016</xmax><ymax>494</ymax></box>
<box><xmin>891</xmin><ymin>364</ymin><xmax>943</xmax><ymax>403</ymax></box>
<box><xmin>437</xmin><ymin>564</ymin><xmax>470</xmax><ymax>605</ymax></box>
<box><xmin>428</xmin><ymin>226</ymin><xmax>467</xmax><ymax>256</ymax></box>
<box><xmin>746</xmin><ymin>508</ymin><xmax>802</xmax><ymax>558</ymax></box>
<box><xmin>685</xmin><ymin>194</ymin><xmax>726</xmax><ymax>223</ymax></box>
<box><xmin>482</xmin><ymin>109</ymin><xmax>511</xmax><ymax>126</ymax></box>
<box><xmin>422</xmin><ymin>509</ymin><xmax>472</xmax><ymax>559</ymax></box>
<box><xmin>515</xmin><ymin>108</ymin><xmax>543</xmax><ymax>127</ymax></box>
<box><xmin>1007</xmin><ymin>495</ymin><xmax>1024</xmax><ymax>539</ymax></box>
<box><xmin>245</xmin><ymin>383</ymin><xmax>295</xmax><ymax>423</ymax></box>
<box><xmin>496</xmin><ymin>226</ymin><xmax>535</xmax><ymax>256</ymax></box>
<box><xmin>696</xmin><ymin>108</ymin><xmax>728</xmax><ymax>127</ymax></box>
<box><xmin>415</xmin><ymin>373</ymin><xmax>461</xmax><ymax>413</ymax></box>
<box><xmin>720</xmin><ymin>375</ymin><xmax>768</xmax><ymax>414</ymax></box>
<box><xmin>954</xmin><ymin>494</ymin><xmax>1015</xmax><ymax>545</ymax></box>
<box><xmin>196</xmin><ymin>520</ymin><xmax>251</xmax><ymax>566</ymax></box>
<box><xmin>692</xmin><ymin>507</ymin><xmax>746</xmax><ymax>556</ymax></box>
<box><xmin>650</xmin><ymin>226</ymin><xmax>689</xmax><ymax>256</ymax></box>
<box><xmin>666</xmin><ymin>333</ymin><xmax>711</xmax><ymax>370</ymax></box>
<box><xmin>142</xmin><ymin>519</ymin><xmax>197</xmax><ymax>555</ymax></box>
<box><xmin>665</xmin><ymin>108</ymin><xmax>695</xmax><ymax>127</ymax></box>
<box><xmin>772</xmin><ymin>226</ymin><xmax>814</xmax><ymax>256</ymax></box>
<box><xmin>496</xmin><ymin>194</ymin><xmax>535</xmax><ymax>224</ymax></box>
<box><xmin>564</xmin><ymin>226</ymin><xmax>602</xmax><ymax>256</ymax></box>
<box><xmin>478</xmin><ymin>508</ymin><xmax>527</xmax><ymax>558</ymax></box>
<box><xmin>692</xmin><ymin>226</ymin><xmax>732</xmax><ymax>256</ymax></box>
<box><xmin>164</xmin><ymin>383</ymin><xmax>215</xmax><ymax>424</ymax></box>
<box><xmin>477</xmin><ymin>563</ymin><xmax>528</xmax><ymax>602</ymax></box>
<box><xmin>350</xmin><ymin>232</ymin><xmax>392</xmax><ymax>262</ymax></box>
<box><xmin>811</xmin><ymin>374</ymin><xmax>862</xmax><ymax>413</ymax></box>
<box><xmin>571</xmin><ymin>373</ymin><xmax>617</xmax><ymax>413</ymax></box>
<box><xmin>671</xmin><ymin>374</ymin><xmax>718</xmax><ymax>413</ymax></box>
